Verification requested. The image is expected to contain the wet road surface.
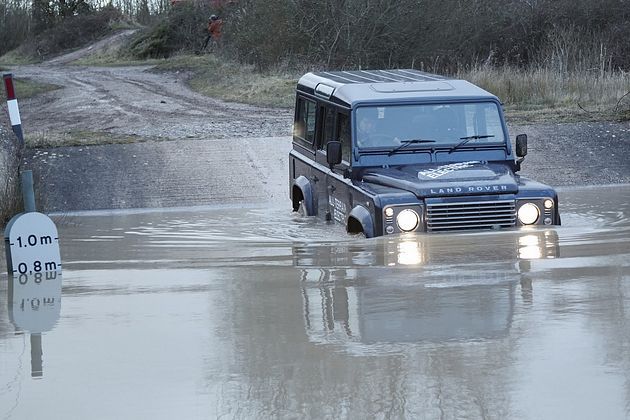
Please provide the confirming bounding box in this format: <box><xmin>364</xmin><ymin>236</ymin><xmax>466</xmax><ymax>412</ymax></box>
<box><xmin>1</xmin><ymin>185</ymin><xmax>629</xmax><ymax>419</ymax></box>
<box><xmin>26</xmin><ymin>136</ymin><xmax>291</xmax><ymax>211</ymax></box>
<box><xmin>24</xmin><ymin>123</ymin><xmax>630</xmax><ymax>213</ymax></box>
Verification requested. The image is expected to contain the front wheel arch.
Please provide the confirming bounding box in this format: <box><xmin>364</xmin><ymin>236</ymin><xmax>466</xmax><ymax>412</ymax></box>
<box><xmin>292</xmin><ymin>186</ymin><xmax>304</xmax><ymax>212</ymax></box>
<box><xmin>347</xmin><ymin>205</ymin><xmax>375</xmax><ymax>238</ymax></box>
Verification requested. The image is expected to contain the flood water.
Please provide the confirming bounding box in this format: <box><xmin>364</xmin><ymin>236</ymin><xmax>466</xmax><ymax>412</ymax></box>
<box><xmin>1</xmin><ymin>185</ymin><xmax>629</xmax><ymax>419</ymax></box>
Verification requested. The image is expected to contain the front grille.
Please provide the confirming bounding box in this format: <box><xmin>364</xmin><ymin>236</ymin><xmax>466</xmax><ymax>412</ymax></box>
<box><xmin>426</xmin><ymin>200</ymin><xmax>516</xmax><ymax>232</ymax></box>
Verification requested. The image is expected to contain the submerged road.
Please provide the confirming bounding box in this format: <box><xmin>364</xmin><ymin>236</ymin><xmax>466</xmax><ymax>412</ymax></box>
<box><xmin>22</xmin><ymin>120</ymin><xmax>630</xmax><ymax>212</ymax></box>
<box><xmin>26</xmin><ymin>136</ymin><xmax>292</xmax><ymax>211</ymax></box>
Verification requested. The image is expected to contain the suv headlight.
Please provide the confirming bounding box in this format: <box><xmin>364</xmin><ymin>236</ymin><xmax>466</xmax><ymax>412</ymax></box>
<box><xmin>518</xmin><ymin>203</ymin><xmax>540</xmax><ymax>225</ymax></box>
<box><xmin>397</xmin><ymin>209</ymin><xmax>420</xmax><ymax>232</ymax></box>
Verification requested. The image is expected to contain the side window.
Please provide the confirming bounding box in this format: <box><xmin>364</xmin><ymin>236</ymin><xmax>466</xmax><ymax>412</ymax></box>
<box><xmin>337</xmin><ymin>113</ymin><xmax>351</xmax><ymax>162</ymax></box>
<box><xmin>294</xmin><ymin>98</ymin><xmax>306</xmax><ymax>139</ymax></box>
<box><xmin>294</xmin><ymin>97</ymin><xmax>316</xmax><ymax>147</ymax></box>
<box><xmin>306</xmin><ymin>101</ymin><xmax>316</xmax><ymax>143</ymax></box>
<box><xmin>318</xmin><ymin>107</ymin><xmax>336</xmax><ymax>150</ymax></box>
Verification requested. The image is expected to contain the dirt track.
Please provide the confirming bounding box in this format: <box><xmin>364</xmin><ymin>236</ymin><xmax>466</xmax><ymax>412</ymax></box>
<box><xmin>14</xmin><ymin>64</ymin><xmax>291</xmax><ymax>142</ymax></box>
<box><xmin>5</xmin><ymin>35</ymin><xmax>630</xmax><ymax>212</ymax></box>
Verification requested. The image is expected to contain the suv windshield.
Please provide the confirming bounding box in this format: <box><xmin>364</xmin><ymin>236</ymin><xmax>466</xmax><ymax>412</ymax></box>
<box><xmin>355</xmin><ymin>102</ymin><xmax>506</xmax><ymax>150</ymax></box>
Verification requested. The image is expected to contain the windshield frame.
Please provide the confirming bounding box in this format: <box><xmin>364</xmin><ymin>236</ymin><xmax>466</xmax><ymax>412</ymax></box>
<box><xmin>353</xmin><ymin>100</ymin><xmax>509</xmax><ymax>156</ymax></box>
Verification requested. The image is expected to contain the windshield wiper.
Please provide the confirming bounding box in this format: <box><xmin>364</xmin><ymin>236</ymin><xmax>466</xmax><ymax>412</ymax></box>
<box><xmin>388</xmin><ymin>138</ymin><xmax>436</xmax><ymax>156</ymax></box>
<box><xmin>448</xmin><ymin>134</ymin><xmax>495</xmax><ymax>154</ymax></box>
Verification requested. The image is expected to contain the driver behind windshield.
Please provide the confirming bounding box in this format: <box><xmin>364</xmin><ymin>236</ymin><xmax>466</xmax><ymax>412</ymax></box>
<box><xmin>356</xmin><ymin>110</ymin><xmax>378</xmax><ymax>147</ymax></box>
<box><xmin>356</xmin><ymin>107</ymin><xmax>398</xmax><ymax>148</ymax></box>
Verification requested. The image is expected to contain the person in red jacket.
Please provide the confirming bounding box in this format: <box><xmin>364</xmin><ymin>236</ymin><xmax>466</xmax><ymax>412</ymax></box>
<box><xmin>202</xmin><ymin>15</ymin><xmax>223</xmax><ymax>51</ymax></box>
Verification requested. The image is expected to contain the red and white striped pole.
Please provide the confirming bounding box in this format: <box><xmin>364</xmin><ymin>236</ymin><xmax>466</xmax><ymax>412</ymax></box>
<box><xmin>3</xmin><ymin>73</ymin><xmax>24</xmax><ymax>146</ymax></box>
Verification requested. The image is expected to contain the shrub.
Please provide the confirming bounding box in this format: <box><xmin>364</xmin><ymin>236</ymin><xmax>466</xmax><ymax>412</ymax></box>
<box><xmin>7</xmin><ymin>6</ymin><xmax>124</xmax><ymax>61</ymax></box>
<box><xmin>0</xmin><ymin>1</ymin><xmax>31</xmax><ymax>57</ymax></box>
<box><xmin>128</xmin><ymin>2</ymin><xmax>212</xmax><ymax>58</ymax></box>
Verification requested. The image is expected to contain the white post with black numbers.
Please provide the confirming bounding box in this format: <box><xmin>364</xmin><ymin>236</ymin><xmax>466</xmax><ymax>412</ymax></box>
<box><xmin>5</xmin><ymin>212</ymin><xmax>62</xmax><ymax>276</ymax></box>
<box><xmin>5</xmin><ymin>171</ymin><xmax>62</xmax><ymax>277</ymax></box>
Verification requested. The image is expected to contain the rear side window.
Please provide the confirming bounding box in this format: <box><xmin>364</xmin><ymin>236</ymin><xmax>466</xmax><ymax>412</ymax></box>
<box><xmin>337</xmin><ymin>113</ymin><xmax>351</xmax><ymax>162</ymax></box>
<box><xmin>306</xmin><ymin>101</ymin><xmax>316</xmax><ymax>143</ymax></box>
<box><xmin>294</xmin><ymin>97</ymin><xmax>316</xmax><ymax>146</ymax></box>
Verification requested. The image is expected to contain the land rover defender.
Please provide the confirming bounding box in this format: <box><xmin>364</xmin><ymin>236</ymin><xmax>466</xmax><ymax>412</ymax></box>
<box><xmin>289</xmin><ymin>69</ymin><xmax>560</xmax><ymax>237</ymax></box>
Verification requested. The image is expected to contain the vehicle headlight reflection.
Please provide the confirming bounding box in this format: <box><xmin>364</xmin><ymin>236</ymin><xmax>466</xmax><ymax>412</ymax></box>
<box><xmin>396</xmin><ymin>209</ymin><xmax>419</xmax><ymax>232</ymax></box>
<box><xmin>397</xmin><ymin>240</ymin><xmax>424</xmax><ymax>265</ymax></box>
<box><xmin>518</xmin><ymin>234</ymin><xmax>543</xmax><ymax>259</ymax></box>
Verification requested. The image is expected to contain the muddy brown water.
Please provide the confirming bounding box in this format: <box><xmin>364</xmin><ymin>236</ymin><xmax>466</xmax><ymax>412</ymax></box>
<box><xmin>1</xmin><ymin>185</ymin><xmax>629</xmax><ymax>419</ymax></box>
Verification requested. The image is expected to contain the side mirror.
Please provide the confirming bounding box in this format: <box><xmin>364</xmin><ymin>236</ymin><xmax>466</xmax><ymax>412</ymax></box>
<box><xmin>326</xmin><ymin>141</ymin><xmax>342</xmax><ymax>169</ymax></box>
<box><xmin>516</xmin><ymin>134</ymin><xmax>528</xmax><ymax>158</ymax></box>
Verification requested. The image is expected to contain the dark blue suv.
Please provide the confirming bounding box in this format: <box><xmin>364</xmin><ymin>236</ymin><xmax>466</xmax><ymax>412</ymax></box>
<box><xmin>289</xmin><ymin>69</ymin><xmax>560</xmax><ymax>237</ymax></box>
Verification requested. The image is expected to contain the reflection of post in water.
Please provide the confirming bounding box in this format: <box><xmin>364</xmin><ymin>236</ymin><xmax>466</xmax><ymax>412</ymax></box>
<box><xmin>7</xmin><ymin>272</ymin><xmax>62</xmax><ymax>378</ymax></box>
<box><xmin>31</xmin><ymin>333</ymin><xmax>43</xmax><ymax>378</ymax></box>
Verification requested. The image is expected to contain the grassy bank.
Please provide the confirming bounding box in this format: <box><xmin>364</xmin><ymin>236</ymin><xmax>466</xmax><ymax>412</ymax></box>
<box><xmin>154</xmin><ymin>54</ymin><xmax>299</xmax><ymax>108</ymax></box>
<box><xmin>13</xmin><ymin>78</ymin><xmax>60</xmax><ymax>99</ymax></box>
<box><xmin>0</xmin><ymin>50</ymin><xmax>39</xmax><ymax>65</ymax></box>
<box><xmin>26</xmin><ymin>130</ymin><xmax>155</xmax><ymax>148</ymax></box>
<box><xmin>462</xmin><ymin>67</ymin><xmax>630</xmax><ymax>123</ymax></box>
<box><xmin>0</xmin><ymin>75</ymin><xmax>60</xmax><ymax>100</ymax></box>
<box><xmin>156</xmin><ymin>54</ymin><xmax>630</xmax><ymax>123</ymax></box>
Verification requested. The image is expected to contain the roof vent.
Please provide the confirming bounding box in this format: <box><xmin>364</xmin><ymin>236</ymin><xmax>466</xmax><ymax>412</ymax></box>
<box><xmin>315</xmin><ymin>83</ymin><xmax>335</xmax><ymax>99</ymax></box>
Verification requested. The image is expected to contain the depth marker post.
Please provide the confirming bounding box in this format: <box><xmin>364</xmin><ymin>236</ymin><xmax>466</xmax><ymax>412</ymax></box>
<box><xmin>3</xmin><ymin>75</ymin><xmax>61</xmax><ymax>380</ymax></box>
<box><xmin>3</xmin><ymin>73</ymin><xmax>24</xmax><ymax>145</ymax></box>
<box><xmin>4</xmin><ymin>173</ymin><xmax>62</xmax><ymax>277</ymax></box>
<box><xmin>3</xmin><ymin>72</ymin><xmax>61</xmax><ymax>277</ymax></box>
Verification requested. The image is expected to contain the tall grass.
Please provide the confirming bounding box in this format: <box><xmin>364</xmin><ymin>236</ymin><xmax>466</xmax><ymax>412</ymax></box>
<box><xmin>156</xmin><ymin>54</ymin><xmax>300</xmax><ymax>108</ymax></box>
<box><xmin>461</xmin><ymin>66</ymin><xmax>630</xmax><ymax>121</ymax></box>
<box><xmin>155</xmin><ymin>53</ymin><xmax>630</xmax><ymax>122</ymax></box>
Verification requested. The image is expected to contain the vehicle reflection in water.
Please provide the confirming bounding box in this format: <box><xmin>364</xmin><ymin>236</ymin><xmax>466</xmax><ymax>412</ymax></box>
<box><xmin>298</xmin><ymin>229</ymin><xmax>559</xmax><ymax>348</ymax></box>
<box><xmin>8</xmin><ymin>272</ymin><xmax>62</xmax><ymax>378</ymax></box>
